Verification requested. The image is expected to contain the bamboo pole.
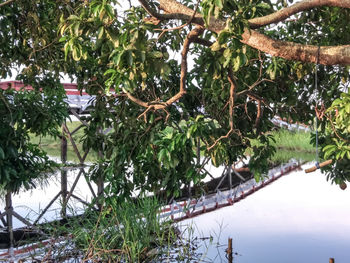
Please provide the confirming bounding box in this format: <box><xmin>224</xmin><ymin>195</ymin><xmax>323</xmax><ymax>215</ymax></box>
<box><xmin>97</xmin><ymin>127</ymin><xmax>104</xmax><ymax>211</ymax></box>
<box><xmin>5</xmin><ymin>191</ymin><xmax>14</xmax><ymax>260</ymax></box>
<box><xmin>305</xmin><ymin>159</ymin><xmax>332</xmax><ymax>173</ymax></box>
<box><xmin>228</xmin><ymin>164</ymin><xmax>232</xmax><ymax>189</ymax></box>
<box><xmin>227</xmin><ymin>237</ymin><xmax>233</xmax><ymax>263</ymax></box>
<box><xmin>61</xmin><ymin>123</ymin><xmax>68</xmax><ymax>217</ymax></box>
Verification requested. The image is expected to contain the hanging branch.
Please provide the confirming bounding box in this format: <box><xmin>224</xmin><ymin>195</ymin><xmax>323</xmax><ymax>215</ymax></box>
<box><xmin>133</xmin><ymin>26</ymin><xmax>204</xmax><ymax>122</ymax></box>
<box><xmin>208</xmin><ymin>68</ymin><xmax>237</xmax><ymax>151</ymax></box>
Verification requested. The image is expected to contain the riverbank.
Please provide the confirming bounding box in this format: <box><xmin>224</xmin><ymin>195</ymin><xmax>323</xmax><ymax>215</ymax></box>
<box><xmin>31</xmin><ymin>123</ymin><xmax>316</xmax><ymax>164</ymax></box>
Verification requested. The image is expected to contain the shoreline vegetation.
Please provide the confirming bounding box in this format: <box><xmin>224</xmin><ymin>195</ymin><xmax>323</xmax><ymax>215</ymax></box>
<box><xmin>30</xmin><ymin>121</ymin><xmax>316</xmax><ymax>164</ymax></box>
<box><xmin>19</xmin><ymin>198</ymin><xmax>210</xmax><ymax>262</ymax></box>
<box><xmin>21</xmin><ymin>124</ymin><xmax>316</xmax><ymax>262</ymax></box>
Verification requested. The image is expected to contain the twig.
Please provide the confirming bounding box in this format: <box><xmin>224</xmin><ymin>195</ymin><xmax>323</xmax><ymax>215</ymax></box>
<box><xmin>156</xmin><ymin>0</ymin><xmax>200</xmax><ymax>39</ymax></box>
<box><xmin>0</xmin><ymin>0</ymin><xmax>15</xmax><ymax>7</ymax></box>
<box><xmin>325</xmin><ymin>112</ymin><xmax>350</xmax><ymax>143</ymax></box>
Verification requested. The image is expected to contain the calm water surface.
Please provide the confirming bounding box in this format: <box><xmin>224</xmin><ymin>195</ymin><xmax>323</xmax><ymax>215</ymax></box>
<box><xmin>2</xmin><ymin>163</ymin><xmax>350</xmax><ymax>262</ymax></box>
<box><xmin>183</xmin><ymin>165</ymin><xmax>350</xmax><ymax>263</ymax></box>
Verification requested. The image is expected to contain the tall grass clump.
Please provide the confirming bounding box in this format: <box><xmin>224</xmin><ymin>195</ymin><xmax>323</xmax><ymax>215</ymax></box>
<box><xmin>32</xmin><ymin>198</ymin><xmax>202</xmax><ymax>262</ymax></box>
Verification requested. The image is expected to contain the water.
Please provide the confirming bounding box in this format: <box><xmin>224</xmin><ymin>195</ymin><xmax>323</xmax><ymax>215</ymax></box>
<box><xmin>183</xmin><ymin>165</ymin><xmax>350</xmax><ymax>263</ymax></box>
<box><xmin>0</xmin><ymin>168</ymin><xmax>95</xmax><ymax>228</ymax></box>
<box><xmin>1</xmin><ymin>163</ymin><xmax>350</xmax><ymax>262</ymax></box>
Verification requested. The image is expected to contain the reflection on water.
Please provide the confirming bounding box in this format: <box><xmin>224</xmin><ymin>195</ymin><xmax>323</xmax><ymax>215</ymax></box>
<box><xmin>1</xmin><ymin>161</ymin><xmax>349</xmax><ymax>262</ymax></box>
<box><xmin>184</xmin><ymin>165</ymin><xmax>350</xmax><ymax>263</ymax></box>
<box><xmin>0</xmin><ymin>168</ymin><xmax>95</xmax><ymax>229</ymax></box>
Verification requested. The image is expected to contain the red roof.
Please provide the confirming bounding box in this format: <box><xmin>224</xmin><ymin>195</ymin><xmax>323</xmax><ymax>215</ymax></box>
<box><xmin>0</xmin><ymin>81</ymin><xmax>88</xmax><ymax>96</ymax></box>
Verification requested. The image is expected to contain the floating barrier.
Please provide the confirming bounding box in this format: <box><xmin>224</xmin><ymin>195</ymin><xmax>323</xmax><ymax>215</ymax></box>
<box><xmin>159</xmin><ymin>159</ymin><xmax>303</xmax><ymax>222</ymax></box>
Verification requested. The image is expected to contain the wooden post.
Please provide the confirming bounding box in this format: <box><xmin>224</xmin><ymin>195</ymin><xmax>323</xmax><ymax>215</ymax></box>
<box><xmin>227</xmin><ymin>237</ymin><xmax>233</xmax><ymax>263</ymax></box>
<box><xmin>5</xmin><ymin>191</ymin><xmax>14</xmax><ymax>260</ymax></box>
<box><xmin>97</xmin><ymin>127</ymin><xmax>104</xmax><ymax>211</ymax></box>
<box><xmin>329</xmin><ymin>258</ymin><xmax>335</xmax><ymax>263</ymax></box>
<box><xmin>61</xmin><ymin>123</ymin><xmax>68</xmax><ymax>217</ymax></box>
<box><xmin>97</xmin><ymin>176</ymin><xmax>104</xmax><ymax>211</ymax></box>
<box><xmin>228</xmin><ymin>164</ymin><xmax>232</xmax><ymax>190</ymax></box>
<box><xmin>189</xmin><ymin>138</ymin><xmax>201</xmax><ymax>198</ymax></box>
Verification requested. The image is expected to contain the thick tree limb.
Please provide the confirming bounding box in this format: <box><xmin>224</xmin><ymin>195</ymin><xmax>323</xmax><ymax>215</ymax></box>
<box><xmin>154</xmin><ymin>0</ymin><xmax>350</xmax><ymax>65</ymax></box>
<box><xmin>241</xmin><ymin>29</ymin><xmax>350</xmax><ymax>65</ymax></box>
<box><xmin>156</xmin><ymin>0</ymin><xmax>200</xmax><ymax>34</ymax></box>
<box><xmin>157</xmin><ymin>0</ymin><xmax>350</xmax><ymax>29</ymax></box>
<box><xmin>249</xmin><ymin>0</ymin><xmax>350</xmax><ymax>29</ymax></box>
<box><xmin>192</xmin><ymin>38</ymin><xmax>213</xmax><ymax>47</ymax></box>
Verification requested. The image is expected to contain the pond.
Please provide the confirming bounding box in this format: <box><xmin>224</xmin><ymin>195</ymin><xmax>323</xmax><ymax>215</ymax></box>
<box><xmin>183</xmin><ymin>165</ymin><xmax>350</xmax><ymax>263</ymax></box>
<box><xmin>1</xmin><ymin>161</ymin><xmax>349</xmax><ymax>262</ymax></box>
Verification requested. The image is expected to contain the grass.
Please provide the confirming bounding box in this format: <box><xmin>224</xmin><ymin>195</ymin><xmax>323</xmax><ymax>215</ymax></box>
<box><xmin>270</xmin><ymin>129</ymin><xmax>315</xmax><ymax>152</ymax></box>
<box><xmin>248</xmin><ymin>129</ymin><xmax>316</xmax><ymax>164</ymax></box>
<box><xmin>27</xmin><ymin>198</ymin><xmax>204</xmax><ymax>262</ymax></box>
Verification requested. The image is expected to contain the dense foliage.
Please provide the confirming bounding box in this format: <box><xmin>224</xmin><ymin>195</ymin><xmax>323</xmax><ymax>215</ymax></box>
<box><xmin>321</xmin><ymin>90</ymin><xmax>350</xmax><ymax>185</ymax></box>
<box><xmin>1</xmin><ymin>0</ymin><xmax>349</xmax><ymax>197</ymax></box>
<box><xmin>0</xmin><ymin>79</ymin><xmax>68</xmax><ymax>192</ymax></box>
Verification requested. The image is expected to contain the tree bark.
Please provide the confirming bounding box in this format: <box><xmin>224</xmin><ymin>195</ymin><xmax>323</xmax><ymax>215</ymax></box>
<box><xmin>241</xmin><ymin>29</ymin><xmax>350</xmax><ymax>65</ymax></box>
<box><xmin>153</xmin><ymin>0</ymin><xmax>350</xmax><ymax>65</ymax></box>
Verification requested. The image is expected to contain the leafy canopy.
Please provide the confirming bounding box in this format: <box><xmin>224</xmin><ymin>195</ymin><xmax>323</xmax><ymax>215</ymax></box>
<box><xmin>1</xmin><ymin>0</ymin><xmax>350</xmax><ymax>199</ymax></box>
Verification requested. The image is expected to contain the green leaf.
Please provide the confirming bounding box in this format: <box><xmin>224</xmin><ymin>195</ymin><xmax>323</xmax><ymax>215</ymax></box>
<box><xmin>345</xmin><ymin>103</ymin><xmax>350</xmax><ymax>113</ymax></box>
<box><xmin>150</xmin><ymin>51</ymin><xmax>163</xmax><ymax>58</ymax></box>
<box><xmin>211</xmin><ymin>42</ymin><xmax>221</xmax><ymax>52</ymax></box>
<box><xmin>127</xmin><ymin>51</ymin><xmax>133</xmax><ymax>66</ymax></box>
<box><xmin>215</xmin><ymin>0</ymin><xmax>223</xmax><ymax>9</ymax></box>
<box><xmin>256</xmin><ymin>3</ymin><xmax>271</xmax><ymax>9</ymax></box>
<box><xmin>223</xmin><ymin>48</ymin><xmax>231</xmax><ymax>58</ymax></box>
<box><xmin>104</xmin><ymin>69</ymin><xmax>116</xmax><ymax>76</ymax></box>
<box><xmin>233</xmin><ymin>55</ymin><xmax>241</xmax><ymax>72</ymax></box>
<box><xmin>59</xmin><ymin>36</ymin><xmax>68</xmax><ymax>42</ymax></box>
<box><xmin>67</xmin><ymin>15</ymin><xmax>79</xmax><ymax>20</ymax></box>
<box><xmin>0</xmin><ymin>147</ymin><xmax>4</xmax><ymax>160</ymax></box>
<box><xmin>97</xmin><ymin>26</ymin><xmax>104</xmax><ymax>39</ymax></box>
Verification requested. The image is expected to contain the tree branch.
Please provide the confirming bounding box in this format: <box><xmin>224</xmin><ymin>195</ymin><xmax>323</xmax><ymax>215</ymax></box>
<box><xmin>241</xmin><ymin>29</ymin><xmax>350</xmax><ymax>65</ymax></box>
<box><xmin>165</xmin><ymin>26</ymin><xmax>204</xmax><ymax>105</ymax></box>
<box><xmin>154</xmin><ymin>0</ymin><xmax>350</xmax><ymax>65</ymax></box>
<box><xmin>156</xmin><ymin>0</ymin><xmax>200</xmax><ymax>34</ymax></box>
<box><xmin>192</xmin><ymin>38</ymin><xmax>213</xmax><ymax>47</ymax></box>
<box><xmin>249</xmin><ymin>0</ymin><xmax>350</xmax><ymax>29</ymax></box>
<box><xmin>208</xmin><ymin>68</ymin><xmax>237</xmax><ymax>151</ymax></box>
<box><xmin>157</xmin><ymin>0</ymin><xmax>350</xmax><ymax>29</ymax></box>
<box><xmin>123</xmin><ymin>26</ymin><xmax>204</xmax><ymax>120</ymax></box>
<box><xmin>0</xmin><ymin>0</ymin><xmax>15</xmax><ymax>8</ymax></box>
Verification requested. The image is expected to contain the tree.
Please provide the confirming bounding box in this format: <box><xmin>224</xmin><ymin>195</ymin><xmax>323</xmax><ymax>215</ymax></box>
<box><xmin>0</xmin><ymin>80</ymin><xmax>68</xmax><ymax>193</ymax></box>
<box><xmin>1</xmin><ymin>0</ymin><xmax>349</xmax><ymax>200</ymax></box>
